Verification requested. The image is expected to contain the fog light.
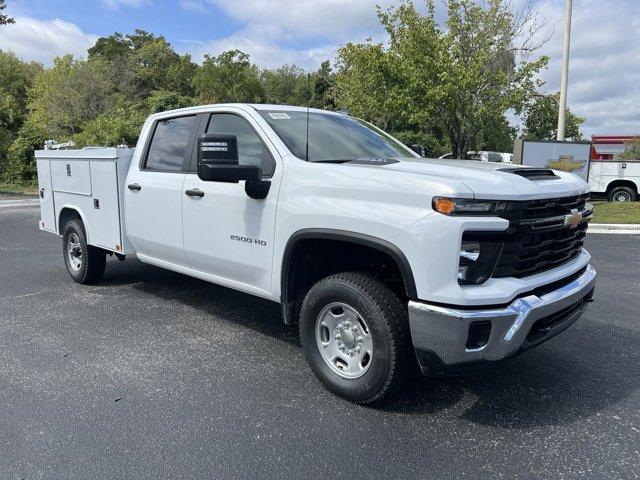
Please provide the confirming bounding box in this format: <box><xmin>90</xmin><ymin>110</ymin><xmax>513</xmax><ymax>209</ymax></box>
<box><xmin>458</xmin><ymin>240</ymin><xmax>502</xmax><ymax>285</ymax></box>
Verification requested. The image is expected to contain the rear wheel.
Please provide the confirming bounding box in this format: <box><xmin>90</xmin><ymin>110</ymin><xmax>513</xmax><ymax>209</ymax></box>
<box><xmin>299</xmin><ymin>272</ymin><xmax>412</xmax><ymax>404</ymax></box>
<box><xmin>62</xmin><ymin>219</ymin><xmax>106</xmax><ymax>284</ymax></box>
<box><xmin>608</xmin><ymin>186</ymin><xmax>636</xmax><ymax>202</ymax></box>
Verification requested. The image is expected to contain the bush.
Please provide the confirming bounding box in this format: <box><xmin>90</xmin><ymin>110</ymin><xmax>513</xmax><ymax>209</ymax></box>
<box><xmin>2</xmin><ymin>120</ymin><xmax>48</xmax><ymax>183</ymax></box>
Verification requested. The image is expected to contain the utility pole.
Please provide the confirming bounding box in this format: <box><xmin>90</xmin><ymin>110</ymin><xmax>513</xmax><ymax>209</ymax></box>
<box><xmin>557</xmin><ymin>0</ymin><xmax>573</xmax><ymax>141</ymax></box>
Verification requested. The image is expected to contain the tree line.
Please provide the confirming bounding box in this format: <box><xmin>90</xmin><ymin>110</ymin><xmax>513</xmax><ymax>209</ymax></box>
<box><xmin>0</xmin><ymin>0</ymin><xmax>584</xmax><ymax>185</ymax></box>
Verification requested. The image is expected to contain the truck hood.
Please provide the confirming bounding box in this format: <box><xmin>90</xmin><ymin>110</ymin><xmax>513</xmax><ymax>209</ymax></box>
<box><xmin>345</xmin><ymin>157</ymin><xmax>590</xmax><ymax>200</ymax></box>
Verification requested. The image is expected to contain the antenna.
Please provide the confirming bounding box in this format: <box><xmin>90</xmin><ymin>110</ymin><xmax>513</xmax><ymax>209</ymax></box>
<box><xmin>305</xmin><ymin>72</ymin><xmax>311</xmax><ymax>162</ymax></box>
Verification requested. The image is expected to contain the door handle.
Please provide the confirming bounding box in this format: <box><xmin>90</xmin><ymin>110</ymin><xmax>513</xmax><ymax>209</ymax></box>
<box><xmin>185</xmin><ymin>188</ymin><xmax>204</xmax><ymax>197</ymax></box>
<box><xmin>128</xmin><ymin>183</ymin><xmax>142</xmax><ymax>191</ymax></box>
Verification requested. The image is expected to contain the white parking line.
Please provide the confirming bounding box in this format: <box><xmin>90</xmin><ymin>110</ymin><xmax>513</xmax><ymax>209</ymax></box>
<box><xmin>0</xmin><ymin>199</ymin><xmax>40</xmax><ymax>208</ymax></box>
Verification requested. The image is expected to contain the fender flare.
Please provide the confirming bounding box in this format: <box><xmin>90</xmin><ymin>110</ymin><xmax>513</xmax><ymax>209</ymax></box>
<box><xmin>280</xmin><ymin>228</ymin><xmax>418</xmax><ymax>318</ymax></box>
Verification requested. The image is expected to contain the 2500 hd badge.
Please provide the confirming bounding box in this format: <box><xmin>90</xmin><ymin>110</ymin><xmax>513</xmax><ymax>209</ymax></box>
<box><xmin>230</xmin><ymin>234</ymin><xmax>267</xmax><ymax>246</ymax></box>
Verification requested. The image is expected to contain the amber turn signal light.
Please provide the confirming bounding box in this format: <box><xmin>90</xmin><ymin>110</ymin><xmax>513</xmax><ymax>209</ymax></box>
<box><xmin>433</xmin><ymin>197</ymin><xmax>455</xmax><ymax>215</ymax></box>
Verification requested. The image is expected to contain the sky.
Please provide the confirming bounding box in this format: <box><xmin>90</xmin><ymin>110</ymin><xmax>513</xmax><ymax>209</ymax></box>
<box><xmin>0</xmin><ymin>0</ymin><xmax>638</xmax><ymax>137</ymax></box>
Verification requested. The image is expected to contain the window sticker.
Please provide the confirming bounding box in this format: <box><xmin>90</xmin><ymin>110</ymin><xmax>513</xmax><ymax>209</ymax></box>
<box><xmin>268</xmin><ymin>112</ymin><xmax>291</xmax><ymax>119</ymax></box>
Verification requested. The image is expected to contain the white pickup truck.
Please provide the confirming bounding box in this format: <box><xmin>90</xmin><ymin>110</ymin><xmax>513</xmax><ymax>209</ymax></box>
<box><xmin>35</xmin><ymin>104</ymin><xmax>596</xmax><ymax>404</ymax></box>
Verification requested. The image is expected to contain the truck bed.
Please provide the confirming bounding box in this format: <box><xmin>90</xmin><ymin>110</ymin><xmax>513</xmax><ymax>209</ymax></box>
<box><xmin>35</xmin><ymin>148</ymin><xmax>136</xmax><ymax>255</ymax></box>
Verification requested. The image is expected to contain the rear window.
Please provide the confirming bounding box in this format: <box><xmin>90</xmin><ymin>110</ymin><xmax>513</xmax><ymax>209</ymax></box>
<box><xmin>145</xmin><ymin>116</ymin><xmax>196</xmax><ymax>171</ymax></box>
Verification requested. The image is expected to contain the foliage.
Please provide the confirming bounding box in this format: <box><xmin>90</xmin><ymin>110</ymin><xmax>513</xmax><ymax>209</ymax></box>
<box><xmin>29</xmin><ymin>55</ymin><xmax>112</xmax><ymax>137</ymax></box>
<box><xmin>193</xmin><ymin>50</ymin><xmax>263</xmax><ymax>103</ymax></box>
<box><xmin>88</xmin><ymin>30</ymin><xmax>197</xmax><ymax>99</ymax></box>
<box><xmin>0</xmin><ymin>51</ymin><xmax>41</xmax><ymax>172</ymax></box>
<box><xmin>522</xmin><ymin>92</ymin><xmax>584</xmax><ymax>140</ymax></box>
<box><xmin>0</xmin><ymin>0</ymin><xmax>14</xmax><ymax>25</ymax></box>
<box><xmin>2</xmin><ymin>118</ymin><xmax>48</xmax><ymax>182</ymax></box>
<box><xmin>261</xmin><ymin>64</ymin><xmax>308</xmax><ymax>106</ymax></box>
<box><xmin>618</xmin><ymin>137</ymin><xmax>640</xmax><ymax>161</ymax></box>
<box><xmin>335</xmin><ymin>0</ymin><xmax>548</xmax><ymax>157</ymax></box>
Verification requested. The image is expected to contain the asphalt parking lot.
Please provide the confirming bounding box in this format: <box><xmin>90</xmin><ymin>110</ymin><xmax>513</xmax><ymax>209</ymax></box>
<box><xmin>1</xmin><ymin>206</ymin><xmax>639</xmax><ymax>479</ymax></box>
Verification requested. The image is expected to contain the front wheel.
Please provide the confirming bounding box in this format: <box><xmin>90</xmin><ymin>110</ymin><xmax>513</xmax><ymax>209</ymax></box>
<box><xmin>299</xmin><ymin>272</ymin><xmax>413</xmax><ymax>404</ymax></box>
<box><xmin>62</xmin><ymin>219</ymin><xmax>106</xmax><ymax>284</ymax></box>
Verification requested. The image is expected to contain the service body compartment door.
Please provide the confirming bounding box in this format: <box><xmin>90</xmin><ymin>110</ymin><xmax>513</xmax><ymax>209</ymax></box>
<box><xmin>50</xmin><ymin>160</ymin><xmax>92</xmax><ymax>195</ymax></box>
<box><xmin>36</xmin><ymin>159</ymin><xmax>56</xmax><ymax>232</ymax></box>
<box><xmin>89</xmin><ymin>160</ymin><xmax>123</xmax><ymax>251</ymax></box>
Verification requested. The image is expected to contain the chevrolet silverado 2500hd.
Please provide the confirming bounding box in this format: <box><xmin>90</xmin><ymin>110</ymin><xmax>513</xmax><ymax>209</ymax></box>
<box><xmin>35</xmin><ymin>104</ymin><xmax>596</xmax><ymax>404</ymax></box>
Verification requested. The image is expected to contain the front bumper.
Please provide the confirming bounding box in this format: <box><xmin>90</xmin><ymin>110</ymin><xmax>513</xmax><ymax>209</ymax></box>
<box><xmin>409</xmin><ymin>264</ymin><xmax>596</xmax><ymax>375</ymax></box>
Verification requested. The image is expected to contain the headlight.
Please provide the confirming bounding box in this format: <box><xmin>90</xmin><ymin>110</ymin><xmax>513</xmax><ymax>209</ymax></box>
<box><xmin>433</xmin><ymin>197</ymin><xmax>507</xmax><ymax>216</ymax></box>
<box><xmin>458</xmin><ymin>241</ymin><xmax>503</xmax><ymax>285</ymax></box>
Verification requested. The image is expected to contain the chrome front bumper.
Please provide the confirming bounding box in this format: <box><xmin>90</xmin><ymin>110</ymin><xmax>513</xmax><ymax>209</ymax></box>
<box><xmin>409</xmin><ymin>264</ymin><xmax>596</xmax><ymax>375</ymax></box>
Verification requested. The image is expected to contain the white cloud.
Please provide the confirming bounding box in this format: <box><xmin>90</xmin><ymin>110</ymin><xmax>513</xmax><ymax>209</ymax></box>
<box><xmin>533</xmin><ymin>0</ymin><xmax>640</xmax><ymax>136</ymax></box>
<box><xmin>0</xmin><ymin>16</ymin><xmax>98</xmax><ymax>65</ymax></box>
<box><xmin>187</xmin><ymin>24</ymin><xmax>338</xmax><ymax>69</ymax></box>
<box><xmin>101</xmin><ymin>0</ymin><xmax>151</xmax><ymax>10</ymax></box>
<box><xmin>179</xmin><ymin>0</ymin><xmax>206</xmax><ymax>13</ymax></box>
<box><xmin>208</xmin><ymin>0</ymin><xmax>391</xmax><ymax>40</ymax></box>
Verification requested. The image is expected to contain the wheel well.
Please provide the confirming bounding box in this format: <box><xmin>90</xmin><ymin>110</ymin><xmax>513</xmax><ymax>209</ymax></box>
<box><xmin>58</xmin><ymin>208</ymin><xmax>82</xmax><ymax>234</ymax></box>
<box><xmin>281</xmin><ymin>232</ymin><xmax>417</xmax><ymax>324</ymax></box>
<box><xmin>606</xmin><ymin>180</ymin><xmax>638</xmax><ymax>194</ymax></box>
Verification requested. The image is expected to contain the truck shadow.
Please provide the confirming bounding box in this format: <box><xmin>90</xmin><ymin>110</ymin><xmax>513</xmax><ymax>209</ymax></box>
<box><xmin>381</xmin><ymin>323</ymin><xmax>640</xmax><ymax>429</ymax></box>
<box><xmin>102</xmin><ymin>258</ymin><xmax>639</xmax><ymax>430</ymax></box>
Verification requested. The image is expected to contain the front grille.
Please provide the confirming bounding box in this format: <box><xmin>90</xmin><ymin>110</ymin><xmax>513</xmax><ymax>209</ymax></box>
<box><xmin>464</xmin><ymin>194</ymin><xmax>592</xmax><ymax>279</ymax></box>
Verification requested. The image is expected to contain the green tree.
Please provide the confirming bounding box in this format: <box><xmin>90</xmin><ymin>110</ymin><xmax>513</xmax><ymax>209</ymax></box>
<box><xmin>0</xmin><ymin>51</ymin><xmax>41</xmax><ymax>174</ymax></box>
<box><xmin>522</xmin><ymin>92</ymin><xmax>584</xmax><ymax>140</ymax></box>
<box><xmin>29</xmin><ymin>55</ymin><xmax>112</xmax><ymax>137</ymax></box>
<box><xmin>335</xmin><ymin>0</ymin><xmax>547</xmax><ymax>158</ymax></box>
<box><xmin>0</xmin><ymin>0</ymin><xmax>14</xmax><ymax>25</ymax></box>
<box><xmin>193</xmin><ymin>50</ymin><xmax>263</xmax><ymax>103</ymax></box>
<box><xmin>310</xmin><ymin>60</ymin><xmax>336</xmax><ymax>109</ymax></box>
<box><xmin>619</xmin><ymin>137</ymin><xmax>640</xmax><ymax>161</ymax></box>
<box><xmin>261</xmin><ymin>64</ymin><xmax>308</xmax><ymax>106</ymax></box>
<box><xmin>88</xmin><ymin>30</ymin><xmax>197</xmax><ymax>98</ymax></box>
<box><xmin>2</xmin><ymin>118</ymin><xmax>47</xmax><ymax>182</ymax></box>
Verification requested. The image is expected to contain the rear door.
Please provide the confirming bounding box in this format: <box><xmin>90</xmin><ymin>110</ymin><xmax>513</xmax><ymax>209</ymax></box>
<box><xmin>181</xmin><ymin>109</ymin><xmax>281</xmax><ymax>297</ymax></box>
<box><xmin>36</xmin><ymin>158</ymin><xmax>56</xmax><ymax>232</ymax></box>
<box><xmin>125</xmin><ymin>114</ymin><xmax>198</xmax><ymax>266</ymax></box>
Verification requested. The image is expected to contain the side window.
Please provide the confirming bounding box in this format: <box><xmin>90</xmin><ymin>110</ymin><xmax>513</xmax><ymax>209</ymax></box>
<box><xmin>144</xmin><ymin>115</ymin><xmax>196</xmax><ymax>171</ymax></box>
<box><xmin>206</xmin><ymin>113</ymin><xmax>275</xmax><ymax>176</ymax></box>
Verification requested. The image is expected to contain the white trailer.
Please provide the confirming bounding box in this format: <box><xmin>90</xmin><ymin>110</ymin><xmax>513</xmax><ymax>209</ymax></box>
<box><xmin>35</xmin><ymin>147</ymin><xmax>136</xmax><ymax>255</ymax></box>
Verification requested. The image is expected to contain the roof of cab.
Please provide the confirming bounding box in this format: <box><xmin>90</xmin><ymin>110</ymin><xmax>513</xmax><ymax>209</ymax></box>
<box><xmin>147</xmin><ymin>103</ymin><xmax>343</xmax><ymax>121</ymax></box>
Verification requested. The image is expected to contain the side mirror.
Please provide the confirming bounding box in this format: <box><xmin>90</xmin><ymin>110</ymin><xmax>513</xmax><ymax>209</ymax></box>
<box><xmin>409</xmin><ymin>144</ymin><xmax>426</xmax><ymax>157</ymax></box>
<box><xmin>197</xmin><ymin>134</ymin><xmax>261</xmax><ymax>183</ymax></box>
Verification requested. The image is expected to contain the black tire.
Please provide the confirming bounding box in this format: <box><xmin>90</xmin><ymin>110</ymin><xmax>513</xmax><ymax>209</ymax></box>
<box><xmin>62</xmin><ymin>219</ymin><xmax>106</xmax><ymax>284</ymax></box>
<box><xmin>608</xmin><ymin>186</ymin><xmax>636</xmax><ymax>202</ymax></box>
<box><xmin>299</xmin><ymin>272</ymin><xmax>412</xmax><ymax>404</ymax></box>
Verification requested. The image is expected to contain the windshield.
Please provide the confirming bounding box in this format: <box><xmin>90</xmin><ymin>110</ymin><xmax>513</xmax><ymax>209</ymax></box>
<box><xmin>258</xmin><ymin>110</ymin><xmax>415</xmax><ymax>162</ymax></box>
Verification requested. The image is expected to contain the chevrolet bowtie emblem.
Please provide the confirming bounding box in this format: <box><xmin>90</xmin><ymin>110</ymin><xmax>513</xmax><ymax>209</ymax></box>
<box><xmin>546</xmin><ymin>155</ymin><xmax>586</xmax><ymax>173</ymax></box>
<box><xmin>564</xmin><ymin>209</ymin><xmax>583</xmax><ymax>228</ymax></box>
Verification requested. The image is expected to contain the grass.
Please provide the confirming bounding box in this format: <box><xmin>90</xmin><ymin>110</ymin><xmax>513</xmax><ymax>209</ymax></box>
<box><xmin>592</xmin><ymin>201</ymin><xmax>640</xmax><ymax>224</ymax></box>
<box><xmin>0</xmin><ymin>181</ymin><xmax>38</xmax><ymax>197</ymax></box>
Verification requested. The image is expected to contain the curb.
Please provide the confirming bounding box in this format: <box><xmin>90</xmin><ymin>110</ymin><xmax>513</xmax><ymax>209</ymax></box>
<box><xmin>589</xmin><ymin>223</ymin><xmax>640</xmax><ymax>235</ymax></box>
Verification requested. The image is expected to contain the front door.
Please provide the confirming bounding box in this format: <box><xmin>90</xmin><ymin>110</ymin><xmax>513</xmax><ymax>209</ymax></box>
<box><xmin>125</xmin><ymin>114</ymin><xmax>198</xmax><ymax>267</ymax></box>
<box><xmin>182</xmin><ymin>110</ymin><xmax>281</xmax><ymax>298</ymax></box>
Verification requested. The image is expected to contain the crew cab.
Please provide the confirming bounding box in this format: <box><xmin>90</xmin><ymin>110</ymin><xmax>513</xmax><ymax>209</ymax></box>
<box><xmin>35</xmin><ymin>104</ymin><xmax>596</xmax><ymax>404</ymax></box>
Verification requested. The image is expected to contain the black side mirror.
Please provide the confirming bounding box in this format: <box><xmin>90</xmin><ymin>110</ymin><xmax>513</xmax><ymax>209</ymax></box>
<box><xmin>197</xmin><ymin>134</ymin><xmax>261</xmax><ymax>183</ymax></box>
<box><xmin>409</xmin><ymin>144</ymin><xmax>426</xmax><ymax>157</ymax></box>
